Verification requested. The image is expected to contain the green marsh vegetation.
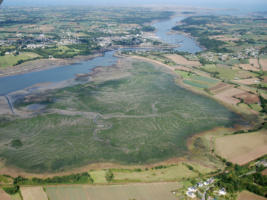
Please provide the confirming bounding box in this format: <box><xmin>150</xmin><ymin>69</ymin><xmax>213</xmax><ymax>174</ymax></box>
<box><xmin>0</xmin><ymin>61</ymin><xmax>241</xmax><ymax>172</ymax></box>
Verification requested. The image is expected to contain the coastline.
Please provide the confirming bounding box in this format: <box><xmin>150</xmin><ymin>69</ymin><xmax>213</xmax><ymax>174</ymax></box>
<box><xmin>128</xmin><ymin>55</ymin><xmax>260</xmax><ymax>125</ymax></box>
<box><xmin>0</xmin><ymin>55</ymin><xmax>256</xmax><ymax>178</ymax></box>
<box><xmin>0</xmin><ymin>12</ymin><xmax>262</xmax><ymax>180</ymax></box>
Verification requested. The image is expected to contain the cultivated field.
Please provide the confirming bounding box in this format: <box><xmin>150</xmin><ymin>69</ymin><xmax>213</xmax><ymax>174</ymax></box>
<box><xmin>0</xmin><ymin>53</ymin><xmax>39</xmax><ymax>69</ymax></box>
<box><xmin>233</xmin><ymin>77</ymin><xmax>260</xmax><ymax>85</ymax></box>
<box><xmin>90</xmin><ymin>170</ymin><xmax>108</xmax><ymax>184</ymax></box>
<box><xmin>20</xmin><ymin>187</ymin><xmax>48</xmax><ymax>200</ymax></box>
<box><xmin>112</xmin><ymin>162</ymin><xmax>212</xmax><ymax>182</ymax></box>
<box><xmin>166</xmin><ymin>54</ymin><xmax>201</xmax><ymax>67</ymax></box>
<box><xmin>209</xmin><ymin>82</ymin><xmax>232</xmax><ymax>94</ymax></box>
<box><xmin>234</xmin><ymin>92</ymin><xmax>260</xmax><ymax>104</ymax></box>
<box><xmin>215</xmin><ymin>131</ymin><xmax>267</xmax><ymax>165</ymax></box>
<box><xmin>238</xmin><ymin>191</ymin><xmax>267</xmax><ymax>200</ymax></box>
<box><xmin>45</xmin><ymin>182</ymin><xmax>179</xmax><ymax>200</ymax></box>
<box><xmin>239</xmin><ymin>59</ymin><xmax>260</xmax><ymax>72</ymax></box>
<box><xmin>0</xmin><ymin>189</ymin><xmax>11</xmax><ymax>200</ymax></box>
<box><xmin>214</xmin><ymin>87</ymin><xmax>244</xmax><ymax>105</ymax></box>
<box><xmin>175</xmin><ymin>70</ymin><xmax>218</xmax><ymax>89</ymax></box>
<box><xmin>260</xmin><ymin>59</ymin><xmax>267</xmax><ymax>71</ymax></box>
<box><xmin>203</xmin><ymin>64</ymin><xmax>256</xmax><ymax>81</ymax></box>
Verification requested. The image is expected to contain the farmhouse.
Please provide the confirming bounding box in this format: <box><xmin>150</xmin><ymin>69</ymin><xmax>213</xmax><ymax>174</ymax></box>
<box><xmin>186</xmin><ymin>191</ymin><xmax>196</xmax><ymax>198</ymax></box>
<box><xmin>197</xmin><ymin>182</ymin><xmax>204</xmax><ymax>187</ymax></box>
<box><xmin>188</xmin><ymin>186</ymin><xmax>197</xmax><ymax>192</ymax></box>
<box><xmin>218</xmin><ymin>188</ymin><xmax>227</xmax><ymax>196</ymax></box>
<box><xmin>256</xmin><ymin>160</ymin><xmax>267</xmax><ymax>168</ymax></box>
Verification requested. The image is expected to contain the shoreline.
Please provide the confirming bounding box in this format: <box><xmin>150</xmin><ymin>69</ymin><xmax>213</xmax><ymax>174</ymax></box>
<box><xmin>129</xmin><ymin>55</ymin><xmax>260</xmax><ymax>124</ymax></box>
<box><xmin>0</xmin><ymin>55</ymin><xmax>256</xmax><ymax>178</ymax></box>
<box><xmin>0</xmin><ymin>53</ymin><xmax>103</xmax><ymax>78</ymax></box>
<box><xmin>0</xmin><ymin>12</ymin><xmax>261</xmax><ymax>179</ymax></box>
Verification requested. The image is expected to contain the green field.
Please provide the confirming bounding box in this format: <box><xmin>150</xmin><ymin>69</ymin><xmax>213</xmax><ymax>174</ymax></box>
<box><xmin>45</xmin><ymin>183</ymin><xmax>179</xmax><ymax>200</ymax></box>
<box><xmin>202</xmin><ymin>64</ymin><xmax>257</xmax><ymax>81</ymax></box>
<box><xmin>175</xmin><ymin>70</ymin><xmax>218</xmax><ymax>89</ymax></box>
<box><xmin>88</xmin><ymin>162</ymin><xmax>213</xmax><ymax>184</ymax></box>
<box><xmin>11</xmin><ymin>194</ymin><xmax>21</xmax><ymax>200</ymax></box>
<box><xmin>0</xmin><ymin>52</ymin><xmax>40</xmax><ymax>68</ymax></box>
<box><xmin>90</xmin><ymin>170</ymin><xmax>108</xmax><ymax>184</ymax></box>
<box><xmin>0</xmin><ymin>61</ymin><xmax>240</xmax><ymax>172</ymax></box>
<box><xmin>112</xmin><ymin>163</ymin><xmax>212</xmax><ymax>182</ymax></box>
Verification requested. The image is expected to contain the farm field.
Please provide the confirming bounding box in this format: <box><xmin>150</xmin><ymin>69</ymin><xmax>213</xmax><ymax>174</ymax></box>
<box><xmin>90</xmin><ymin>170</ymin><xmax>108</xmax><ymax>184</ymax></box>
<box><xmin>0</xmin><ymin>53</ymin><xmax>40</xmax><ymax>68</ymax></box>
<box><xmin>214</xmin><ymin>87</ymin><xmax>244</xmax><ymax>105</ymax></box>
<box><xmin>202</xmin><ymin>64</ymin><xmax>257</xmax><ymax>81</ymax></box>
<box><xmin>239</xmin><ymin>58</ymin><xmax>260</xmax><ymax>71</ymax></box>
<box><xmin>260</xmin><ymin>58</ymin><xmax>267</xmax><ymax>71</ymax></box>
<box><xmin>112</xmin><ymin>162</ymin><xmax>213</xmax><ymax>182</ymax></box>
<box><xmin>165</xmin><ymin>54</ymin><xmax>201</xmax><ymax>67</ymax></box>
<box><xmin>175</xmin><ymin>70</ymin><xmax>218</xmax><ymax>89</ymax></box>
<box><xmin>0</xmin><ymin>189</ymin><xmax>12</xmax><ymax>200</ymax></box>
<box><xmin>233</xmin><ymin>78</ymin><xmax>260</xmax><ymax>85</ymax></box>
<box><xmin>45</xmin><ymin>182</ymin><xmax>179</xmax><ymax>200</ymax></box>
<box><xmin>0</xmin><ymin>59</ymin><xmax>240</xmax><ymax>173</ymax></box>
<box><xmin>215</xmin><ymin>130</ymin><xmax>267</xmax><ymax>165</ymax></box>
<box><xmin>10</xmin><ymin>194</ymin><xmax>21</xmax><ymax>200</ymax></box>
<box><xmin>238</xmin><ymin>191</ymin><xmax>267</xmax><ymax>200</ymax></box>
<box><xmin>0</xmin><ymin>188</ymin><xmax>21</xmax><ymax>200</ymax></box>
<box><xmin>20</xmin><ymin>187</ymin><xmax>48</xmax><ymax>200</ymax></box>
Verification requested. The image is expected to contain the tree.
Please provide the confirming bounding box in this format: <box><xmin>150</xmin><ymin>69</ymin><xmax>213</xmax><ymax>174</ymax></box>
<box><xmin>105</xmin><ymin>170</ymin><xmax>114</xmax><ymax>182</ymax></box>
<box><xmin>3</xmin><ymin>186</ymin><xmax>19</xmax><ymax>195</ymax></box>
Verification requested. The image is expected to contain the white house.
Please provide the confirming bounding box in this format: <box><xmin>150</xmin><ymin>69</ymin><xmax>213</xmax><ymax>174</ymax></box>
<box><xmin>186</xmin><ymin>191</ymin><xmax>196</xmax><ymax>198</ymax></box>
<box><xmin>218</xmin><ymin>188</ymin><xmax>227</xmax><ymax>196</ymax></box>
<box><xmin>188</xmin><ymin>186</ymin><xmax>197</xmax><ymax>192</ymax></box>
<box><xmin>197</xmin><ymin>182</ymin><xmax>204</xmax><ymax>188</ymax></box>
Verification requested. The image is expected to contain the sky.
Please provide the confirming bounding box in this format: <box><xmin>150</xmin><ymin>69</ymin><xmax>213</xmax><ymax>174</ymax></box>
<box><xmin>2</xmin><ymin>0</ymin><xmax>267</xmax><ymax>12</ymax></box>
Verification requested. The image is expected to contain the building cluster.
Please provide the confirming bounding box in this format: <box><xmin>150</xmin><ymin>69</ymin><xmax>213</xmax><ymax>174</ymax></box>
<box><xmin>235</xmin><ymin>47</ymin><xmax>259</xmax><ymax>60</ymax></box>
<box><xmin>1</xmin><ymin>31</ymin><xmax>81</xmax><ymax>52</ymax></box>
<box><xmin>186</xmin><ymin>178</ymin><xmax>227</xmax><ymax>199</ymax></box>
<box><xmin>201</xmin><ymin>47</ymin><xmax>259</xmax><ymax>63</ymax></box>
<box><xmin>256</xmin><ymin>159</ymin><xmax>267</xmax><ymax>168</ymax></box>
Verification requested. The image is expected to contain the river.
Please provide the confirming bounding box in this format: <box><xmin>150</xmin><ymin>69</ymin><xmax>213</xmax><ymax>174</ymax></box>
<box><xmin>0</xmin><ymin>16</ymin><xmax>202</xmax><ymax>96</ymax></box>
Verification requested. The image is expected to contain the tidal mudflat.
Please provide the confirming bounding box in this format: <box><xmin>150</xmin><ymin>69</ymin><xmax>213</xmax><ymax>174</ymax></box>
<box><xmin>0</xmin><ymin>59</ymin><xmax>241</xmax><ymax>172</ymax></box>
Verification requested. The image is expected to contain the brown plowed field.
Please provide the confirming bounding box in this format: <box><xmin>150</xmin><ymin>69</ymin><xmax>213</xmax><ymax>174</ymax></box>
<box><xmin>0</xmin><ymin>189</ymin><xmax>11</xmax><ymax>200</ymax></box>
<box><xmin>215</xmin><ymin>131</ymin><xmax>267</xmax><ymax>165</ymax></box>
<box><xmin>21</xmin><ymin>187</ymin><xmax>48</xmax><ymax>200</ymax></box>
<box><xmin>239</xmin><ymin>59</ymin><xmax>260</xmax><ymax>71</ymax></box>
<box><xmin>260</xmin><ymin>59</ymin><xmax>267</xmax><ymax>71</ymax></box>
<box><xmin>166</xmin><ymin>54</ymin><xmax>201</xmax><ymax>67</ymax></box>
<box><xmin>234</xmin><ymin>92</ymin><xmax>260</xmax><ymax>104</ymax></box>
<box><xmin>214</xmin><ymin>87</ymin><xmax>244</xmax><ymax>105</ymax></box>
<box><xmin>238</xmin><ymin>191</ymin><xmax>267</xmax><ymax>200</ymax></box>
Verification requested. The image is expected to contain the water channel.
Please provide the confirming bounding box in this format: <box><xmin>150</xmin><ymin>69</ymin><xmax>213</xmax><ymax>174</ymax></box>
<box><xmin>0</xmin><ymin>16</ymin><xmax>202</xmax><ymax>95</ymax></box>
